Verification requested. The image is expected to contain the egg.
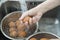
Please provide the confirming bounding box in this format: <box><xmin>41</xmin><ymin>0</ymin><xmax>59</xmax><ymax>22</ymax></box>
<box><xmin>17</xmin><ymin>24</ymin><xmax>26</xmax><ymax>31</ymax></box>
<box><xmin>9</xmin><ymin>21</ymin><xmax>15</xmax><ymax>28</ymax></box>
<box><xmin>9</xmin><ymin>28</ymin><xmax>16</xmax><ymax>32</ymax></box>
<box><xmin>40</xmin><ymin>38</ymin><xmax>49</xmax><ymax>40</ymax></box>
<box><xmin>18</xmin><ymin>31</ymin><xmax>27</xmax><ymax>37</ymax></box>
<box><xmin>23</xmin><ymin>16</ymin><xmax>31</xmax><ymax>23</ymax></box>
<box><xmin>10</xmin><ymin>31</ymin><xmax>17</xmax><ymax>37</ymax></box>
<box><xmin>30</xmin><ymin>38</ymin><xmax>37</xmax><ymax>40</ymax></box>
<box><xmin>15</xmin><ymin>20</ymin><xmax>21</xmax><ymax>26</ymax></box>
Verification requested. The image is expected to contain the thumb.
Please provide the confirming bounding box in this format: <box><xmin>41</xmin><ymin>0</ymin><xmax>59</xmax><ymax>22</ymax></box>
<box><xmin>19</xmin><ymin>13</ymin><xmax>28</xmax><ymax>20</ymax></box>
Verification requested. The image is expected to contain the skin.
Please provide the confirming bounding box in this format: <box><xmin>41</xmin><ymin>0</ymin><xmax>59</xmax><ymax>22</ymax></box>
<box><xmin>19</xmin><ymin>0</ymin><xmax>60</xmax><ymax>25</ymax></box>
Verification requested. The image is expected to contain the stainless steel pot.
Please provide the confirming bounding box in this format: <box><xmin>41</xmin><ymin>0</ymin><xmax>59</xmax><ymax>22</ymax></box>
<box><xmin>26</xmin><ymin>32</ymin><xmax>60</xmax><ymax>40</ymax></box>
<box><xmin>1</xmin><ymin>11</ymin><xmax>38</xmax><ymax>40</ymax></box>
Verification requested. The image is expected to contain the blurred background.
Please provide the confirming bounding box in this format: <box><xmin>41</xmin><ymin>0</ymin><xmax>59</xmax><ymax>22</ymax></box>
<box><xmin>0</xmin><ymin>0</ymin><xmax>60</xmax><ymax>40</ymax></box>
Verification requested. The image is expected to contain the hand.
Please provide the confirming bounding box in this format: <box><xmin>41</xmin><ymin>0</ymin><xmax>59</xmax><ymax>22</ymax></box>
<box><xmin>19</xmin><ymin>0</ymin><xmax>59</xmax><ymax>25</ymax></box>
<box><xmin>19</xmin><ymin>10</ymin><xmax>43</xmax><ymax>25</ymax></box>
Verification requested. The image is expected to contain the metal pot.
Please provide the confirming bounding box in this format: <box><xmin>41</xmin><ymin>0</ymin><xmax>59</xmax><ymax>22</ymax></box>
<box><xmin>26</xmin><ymin>32</ymin><xmax>60</xmax><ymax>40</ymax></box>
<box><xmin>1</xmin><ymin>11</ymin><xmax>38</xmax><ymax>40</ymax></box>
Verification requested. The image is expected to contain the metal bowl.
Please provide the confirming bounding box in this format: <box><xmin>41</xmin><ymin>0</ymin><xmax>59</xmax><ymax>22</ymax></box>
<box><xmin>26</xmin><ymin>32</ymin><xmax>60</xmax><ymax>40</ymax></box>
<box><xmin>1</xmin><ymin>11</ymin><xmax>38</xmax><ymax>40</ymax></box>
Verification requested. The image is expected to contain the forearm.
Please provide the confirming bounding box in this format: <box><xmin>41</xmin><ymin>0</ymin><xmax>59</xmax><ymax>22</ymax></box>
<box><xmin>28</xmin><ymin>0</ymin><xmax>60</xmax><ymax>14</ymax></box>
<box><xmin>36</xmin><ymin>0</ymin><xmax>60</xmax><ymax>14</ymax></box>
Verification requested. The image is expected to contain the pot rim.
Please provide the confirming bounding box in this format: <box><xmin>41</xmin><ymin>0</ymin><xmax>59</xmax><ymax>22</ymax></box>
<box><xmin>26</xmin><ymin>32</ymin><xmax>60</xmax><ymax>40</ymax></box>
<box><xmin>0</xmin><ymin>11</ymin><xmax>38</xmax><ymax>40</ymax></box>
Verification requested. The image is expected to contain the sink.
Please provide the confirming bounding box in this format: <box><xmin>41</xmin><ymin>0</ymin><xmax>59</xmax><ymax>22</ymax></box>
<box><xmin>38</xmin><ymin>18</ymin><xmax>60</xmax><ymax>37</ymax></box>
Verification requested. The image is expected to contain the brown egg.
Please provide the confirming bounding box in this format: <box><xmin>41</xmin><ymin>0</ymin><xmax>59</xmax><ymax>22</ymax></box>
<box><xmin>18</xmin><ymin>31</ymin><xmax>27</xmax><ymax>37</ymax></box>
<box><xmin>9</xmin><ymin>21</ymin><xmax>15</xmax><ymax>28</ymax></box>
<box><xmin>40</xmin><ymin>38</ymin><xmax>49</xmax><ymax>40</ymax></box>
<box><xmin>10</xmin><ymin>31</ymin><xmax>17</xmax><ymax>37</ymax></box>
<box><xmin>9</xmin><ymin>28</ymin><xmax>16</xmax><ymax>32</ymax></box>
<box><xmin>17</xmin><ymin>24</ymin><xmax>26</xmax><ymax>31</ymax></box>
<box><xmin>15</xmin><ymin>20</ymin><xmax>21</xmax><ymax>26</ymax></box>
<box><xmin>23</xmin><ymin>16</ymin><xmax>31</xmax><ymax>23</ymax></box>
<box><xmin>30</xmin><ymin>38</ymin><xmax>37</xmax><ymax>40</ymax></box>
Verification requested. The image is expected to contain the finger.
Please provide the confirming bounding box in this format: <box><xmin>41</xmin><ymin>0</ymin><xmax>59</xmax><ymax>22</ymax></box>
<box><xmin>35</xmin><ymin>15</ymin><xmax>41</xmax><ymax>21</ymax></box>
<box><xmin>24</xmin><ymin>22</ymin><xmax>28</xmax><ymax>26</ymax></box>
<box><xmin>20</xmin><ymin>21</ymin><xmax>23</xmax><ymax>24</ymax></box>
<box><xmin>35</xmin><ymin>12</ymin><xmax>43</xmax><ymax>21</ymax></box>
<box><xmin>29</xmin><ymin>18</ymin><xmax>33</xmax><ymax>25</ymax></box>
<box><xmin>32</xmin><ymin>14</ymin><xmax>42</xmax><ymax>23</ymax></box>
<box><xmin>32</xmin><ymin>17</ymin><xmax>37</xmax><ymax>23</ymax></box>
<box><xmin>19</xmin><ymin>13</ymin><xmax>28</xmax><ymax>20</ymax></box>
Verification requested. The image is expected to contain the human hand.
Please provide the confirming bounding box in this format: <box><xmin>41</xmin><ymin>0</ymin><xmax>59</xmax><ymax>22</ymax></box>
<box><xmin>19</xmin><ymin>11</ymin><xmax>43</xmax><ymax>25</ymax></box>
